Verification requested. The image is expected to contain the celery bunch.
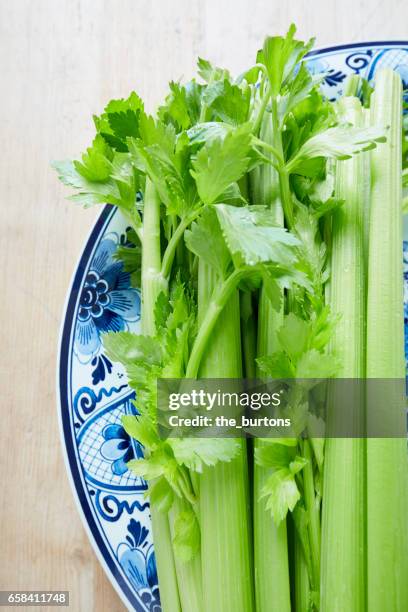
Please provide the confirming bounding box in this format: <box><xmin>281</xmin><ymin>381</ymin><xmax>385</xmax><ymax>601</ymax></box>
<box><xmin>54</xmin><ymin>26</ymin><xmax>408</xmax><ymax>612</ymax></box>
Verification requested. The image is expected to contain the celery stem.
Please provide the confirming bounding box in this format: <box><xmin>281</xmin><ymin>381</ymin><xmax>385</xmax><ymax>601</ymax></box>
<box><xmin>161</xmin><ymin>208</ymin><xmax>202</xmax><ymax>278</ymax></box>
<box><xmin>168</xmin><ymin>498</ymin><xmax>203</xmax><ymax>612</ymax></box>
<box><xmin>240</xmin><ymin>291</ymin><xmax>257</xmax><ymax>378</ymax></box>
<box><xmin>185</xmin><ymin>269</ymin><xmax>244</xmax><ymax>378</ymax></box>
<box><xmin>141</xmin><ymin>178</ymin><xmax>179</xmax><ymax>612</ymax></box>
<box><xmin>197</xmin><ymin>261</ymin><xmax>254</xmax><ymax>612</ymax></box>
<box><xmin>366</xmin><ymin>68</ymin><xmax>408</xmax><ymax>612</ymax></box>
<box><xmin>253</xmin><ymin>110</ymin><xmax>291</xmax><ymax>612</ymax></box>
<box><xmin>320</xmin><ymin>97</ymin><xmax>366</xmax><ymax>612</ymax></box>
<box><xmin>302</xmin><ymin>440</ymin><xmax>320</xmax><ymax>591</ymax></box>
<box><xmin>271</xmin><ymin>97</ymin><xmax>294</xmax><ymax>228</ymax></box>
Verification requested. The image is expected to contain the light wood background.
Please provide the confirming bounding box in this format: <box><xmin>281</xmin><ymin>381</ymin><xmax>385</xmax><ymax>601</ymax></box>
<box><xmin>0</xmin><ymin>1</ymin><xmax>406</xmax><ymax>610</ymax></box>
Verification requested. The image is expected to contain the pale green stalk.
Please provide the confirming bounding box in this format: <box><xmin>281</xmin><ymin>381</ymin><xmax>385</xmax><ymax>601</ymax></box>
<box><xmin>343</xmin><ymin>74</ymin><xmax>360</xmax><ymax>98</ymax></box>
<box><xmin>168</xmin><ymin>498</ymin><xmax>203</xmax><ymax>612</ymax></box>
<box><xmin>141</xmin><ymin>178</ymin><xmax>180</xmax><ymax>612</ymax></box>
<box><xmin>302</xmin><ymin>439</ymin><xmax>321</xmax><ymax>594</ymax></box>
<box><xmin>141</xmin><ymin>178</ymin><xmax>168</xmax><ymax>332</ymax></box>
<box><xmin>239</xmin><ymin>177</ymin><xmax>257</xmax><ymax>379</ymax></box>
<box><xmin>197</xmin><ymin>260</ymin><xmax>254</xmax><ymax>612</ymax></box>
<box><xmin>253</xmin><ymin>111</ymin><xmax>291</xmax><ymax>612</ymax></box>
<box><xmin>240</xmin><ymin>291</ymin><xmax>257</xmax><ymax>379</ymax></box>
<box><xmin>294</xmin><ymin>535</ymin><xmax>310</xmax><ymax>612</ymax></box>
<box><xmin>320</xmin><ymin>97</ymin><xmax>367</xmax><ymax>612</ymax></box>
<box><xmin>366</xmin><ymin>68</ymin><xmax>408</xmax><ymax>612</ymax></box>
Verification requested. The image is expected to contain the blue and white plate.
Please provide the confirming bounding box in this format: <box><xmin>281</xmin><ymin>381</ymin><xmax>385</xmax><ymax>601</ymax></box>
<box><xmin>58</xmin><ymin>42</ymin><xmax>408</xmax><ymax>612</ymax></box>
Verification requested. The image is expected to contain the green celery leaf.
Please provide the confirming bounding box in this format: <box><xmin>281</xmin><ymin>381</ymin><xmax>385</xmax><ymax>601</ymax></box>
<box><xmin>137</xmin><ymin>114</ymin><xmax>177</xmax><ymax>157</ymax></box>
<box><xmin>184</xmin><ymin>207</ymin><xmax>231</xmax><ymax>278</ymax></box>
<box><xmin>237</xmin><ymin>65</ymin><xmax>262</xmax><ymax>85</ymax></box>
<box><xmin>255</xmin><ymin>442</ymin><xmax>296</xmax><ymax>469</ymax></box>
<box><xmin>149</xmin><ymin>477</ymin><xmax>175</xmax><ymax>514</ymax></box>
<box><xmin>52</xmin><ymin>159</ymin><xmax>126</xmax><ymax>209</ymax></box>
<box><xmin>206</xmin><ymin>79</ymin><xmax>251</xmax><ymax>125</ymax></box>
<box><xmin>113</xmin><ymin>244</ymin><xmax>141</xmax><ymax>272</ymax></box>
<box><xmin>215</xmin><ymin>204</ymin><xmax>300</xmax><ymax>267</ymax></box>
<box><xmin>102</xmin><ymin>331</ymin><xmax>162</xmax><ymax>365</ymax></box>
<box><xmin>184</xmin><ymin>81</ymin><xmax>203</xmax><ymax>125</ymax></box>
<box><xmin>296</xmin><ymin>349</ymin><xmax>340</xmax><ymax>378</ymax></box>
<box><xmin>122</xmin><ymin>414</ymin><xmax>159</xmax><ymax>451</ymax></box>
<box><xmin>129</xmin><ymin>126</ymin><xmax>198</xmax><ymax>216</ymax></box>
<box><xmin>187</xmin><ymin>121</ymin><xmax>233</xmax><ymax>146</ymax></box>
<box><xmin>309</xmin><ymin>307</ymin><xmax>340</xmax><ymax>352</ymax></box>
<box><xmin>278</xmin><ymin>63</ymin><xmax>318</xmax><ymax>124</ymax></box>
<box><xmin>287</xmin><ymin>124</ymin><xmax>387</xmax><ymax>173</ymax></box>
<box><xmin>277</xmin><ymin>313</ymin><xmax>310</xmax><ymax>360</ymax></box>
<box><xmin>74</xmin><ymin>134</ymin><xmax>113</xmax><ymax>182</ymax></box>
<box><xmin>217</xmin><ymin>182</ymin><xmax>247</xmax><ymax>205</ymax></box>
<box><xmin>108</xmin><ymin>109</ymin><xmax>141</xmax><ymax>140</ymax></box>
<box><xmin>191</xmin><ymin>124</ymin><xmax>252</xmax><ymax>204</ymax></box>
<box><xmin>172</xmin><ymin>509</ymin><xmax>200</xmax><ymax>562</ymax></box>
<box><xmin>261</xmin><ymin>467</ymin><xmax>301</xmax><ymax>524</ymax></box>
<box><xmin>154</xmin><ymin>291</ymin><xmax>172</xmax><ymax>331</ymax></box>
<box><xmin>167</xmin><ymin>281</ymin><xmax>193</xmax><ymax>331</ymax></box>
<box><xmin>197</xmin><ymin>57</ymin><xmax>230</xmax><ymax>83</ymax></box>
<box><xmin>257</xmin><ymin>351</ymin><xmax>295</xmax><ymax>378</ymax></box>
<box><xmin>104</xmin><ymin>91</ymin><xmax>144</xmax><ymax>115</ymax></box>
<box><xmin>159</xmin><ymin>81</ymin><xmax>191</xmax><ymax>131</ymax></box>
<box><xmin>169</xmin><ymin>438</ymin><xmax>240</xmax><ymax>472</ymax></box>
<box><xmin>128</xmin><ymin>445</ymin><xmax>179</xmax><ymax>484</ymax></box>
<box><xmin>289</xmin><ymin>455</ymin><xmax>308</xmax><ymax>474</ymax></box>
<box><xmin>259</xmin><ymin>24</ymin><xmax>314</xmax><ymax>96</ymax></box>
<box><xmin>94</xmin><ymin>91</ymin><xmax>144</xmax><ymax>152</ymax></box>
<box><xmin>127</xmin><ymin>454</ymin><xmax>165</xmax><ymax>480</ymax></box>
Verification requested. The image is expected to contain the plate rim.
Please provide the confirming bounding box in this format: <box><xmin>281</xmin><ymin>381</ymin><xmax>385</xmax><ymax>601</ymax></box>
<box><xmin>57</xmin><ymin>39</ymin><xmax>408</xmax><ymax>612</ymax></box>
<box><xmin>57</xmin><ymin>205</ymin><xmax>143</xmax><ymax>612</ymax></box>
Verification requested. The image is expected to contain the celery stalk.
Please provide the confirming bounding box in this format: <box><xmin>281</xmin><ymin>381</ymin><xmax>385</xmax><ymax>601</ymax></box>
<box><xmin>302</xmin><ymin>439</ymin><xmax>321</xmax><ymax>593</ymax></box>
<box><xmin>168</xmin><ymin>498</ymin><xmax>203</xmax><ymax>612</ymax></box>
<box><xmin>254</xmin><ymin>112</ymin><xmax>291</xmax><ymax>612</ymax></box>
<box><xmin>320</xmin><ymin>97</ymin><xmax>366</xmax><ymax>612</ymax></box>
<box><xmin>343</xmin><ymin>74</ymin><xmax>360</xmax><ymax>97</ymax></box>
<box><xmin>149</xmin><ymin>511</ymin><xmax>181</xmax><ymax>612</ymax></box>
<box><xmin>198</xmin><ymin>260</ymin><xmax>254</xmax><ymax>612</ymax></box>
<box><xmin>240</xmin><ymin>291</ymin><xmax>257</xmax><ymax>379</ymax></box>
<box><xmin>294</xmin><ymin>535</ymin><xmax>310</xmax><ymax>612</ymax></box>
<box><xmin>366</xmin><ymin>68</ymin><xmax>408</xmax><ymax>611</ymax></box>
<box><xmin>141</xmin><ymin>179</ymin><xmax>180</xmax><ymax>612</ymax></box>
<box><xmin>141</xmin><ymin>179</ymin><xmax>168</xmax><ymax>334</ymax></box>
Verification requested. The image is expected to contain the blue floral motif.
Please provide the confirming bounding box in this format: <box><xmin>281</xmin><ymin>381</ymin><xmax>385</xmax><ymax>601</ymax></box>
<box><xmin>345</xmin><ymin>49</ymin><xmax>373</xmax><ymax>74</ymax></box>
<box><xmin>91</xmin><ymin>354</ymin><xmax>113</xmax><ymax>385</ymax></box>
<box><xmin>75</xmin><ymin>238</ymin><xmax>140</xmax><ymax>361</ymax></box>
<box><xmin>118</xmin><ymin>519</ymin><xmax>160</xmax><ymax>611</ymax></box>
<box><xmin>305</xmin><ymin>57</ymin><xmax>346</xmax><ymax>88</ymax></box>
<box><xmin>100</xmin><ymin>423</ymin><xmax>135</xmax><ymax>475</ymax></box>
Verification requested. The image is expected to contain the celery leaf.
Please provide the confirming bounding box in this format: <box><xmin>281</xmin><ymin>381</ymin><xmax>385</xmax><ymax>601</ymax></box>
<box><xmin>191</xmin><ymin>124</ymin><xmax>252</xmax><ymax>205</ymax></box>
<box><xmin>149</xmin><ymin>477</ymin><xmax>175</xmax><ymax>514</ymax></box>
<box><xmin>261</xmin><ymin>468</ymin><xmax>301</xmax><ymax>524</ymax></box>
<box><xmin>169</xmin><ymin>438</ymin><xmax>240</xmax><ymax>472</ymax></box>
<box><xmin>215</xmin><ymin>204</ymin><xmax>299</xmax><ymax>267</ymax></box>
<box><xmin>287</xmin><ymin>125</ymin><xmax>387</xmax><ymax>173</ymax></box>
<box><xmin>184</xmin><ymin>207</ymin><xmax>231</xmax><ymax>278</ymax></box>
<box><xmin>172</xmin><ymin>509</ymin><xmax>200</xmax><ymax>562</ymax></box>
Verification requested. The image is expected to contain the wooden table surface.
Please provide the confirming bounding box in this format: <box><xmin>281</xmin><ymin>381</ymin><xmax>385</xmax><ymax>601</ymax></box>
<box><xmin>0</xmin><ymin>1</ymin><xmax>406</xmax><ymax>610</ymax></box>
